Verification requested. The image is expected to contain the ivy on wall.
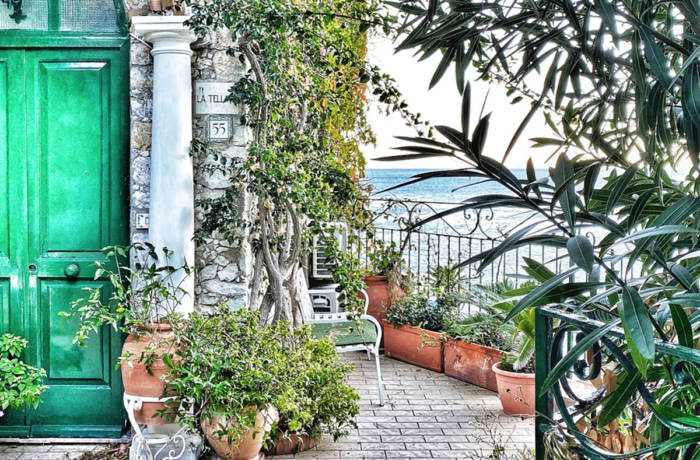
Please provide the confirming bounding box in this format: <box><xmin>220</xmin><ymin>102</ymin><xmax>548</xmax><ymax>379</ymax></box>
<box><xmin>189</xmin><ymin>0</ymin><xmax>423</xmax><ymax>324</ymax></box>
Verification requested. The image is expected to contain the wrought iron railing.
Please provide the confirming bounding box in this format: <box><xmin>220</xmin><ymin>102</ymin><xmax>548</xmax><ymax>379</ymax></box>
<box><xmin>535</xmin><ymin>306</ymin><xmax>700</xmax><ymax>459</ymax></box>
<box><xmin>360</xmin><ymin>199</ymin><xmax>572</xmax><ymax>302</ymax></box>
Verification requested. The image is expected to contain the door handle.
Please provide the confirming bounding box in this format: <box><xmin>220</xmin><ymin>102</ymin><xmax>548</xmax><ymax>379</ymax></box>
<box><xmin>28</xmin><ymin>264</ymin><xmax>37</xmax><ymax>271</ymax></box>
<box><xmin>64</xmin><ymin>263</ymin><xmax>80</xmax><ymax>278</ymax></box>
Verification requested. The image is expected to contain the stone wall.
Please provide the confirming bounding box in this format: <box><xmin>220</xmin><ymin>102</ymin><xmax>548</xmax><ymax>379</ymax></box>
<box><xmin>127</xmin><ymin>8</ymin><xmax>251</xmax><ymax>308</ymax></box>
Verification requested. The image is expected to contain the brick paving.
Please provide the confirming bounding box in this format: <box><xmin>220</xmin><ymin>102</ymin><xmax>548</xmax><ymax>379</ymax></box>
<box><xmin>0</xmin><ymin>353</ymin><xmax>534</xmax><ymax>460</ymax></box>
<box><xmin>275</xmin><ymin>353</ymin><xmax>535</xmax><ymax>459</ymax></box>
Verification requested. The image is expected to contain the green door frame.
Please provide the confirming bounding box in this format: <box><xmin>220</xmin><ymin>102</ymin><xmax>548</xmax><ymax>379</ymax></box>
<box><xmin>0</xmin><ymin>0</ymin><xmax>130</xmax><ymax>439</ymax></box>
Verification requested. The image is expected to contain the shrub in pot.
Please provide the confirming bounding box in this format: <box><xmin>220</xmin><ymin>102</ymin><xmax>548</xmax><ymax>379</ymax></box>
<box><xmin>492</xmin><ymin>303</ymin><xmax>536</xmax><ymax>417</ymax></box>
<box><xmin>164</xmin><ymin>307</ymin><xmax>359</xmax><ymax>460</ymax></box>
<box><xmin>62</xmin><ymin>243</ymin><xmax>188</xmax><ymax>425</ymax></box>
<box><xmin>0</xmin><ymin>333</ymin><xmax>46</xmax><ymax>417</ymax></box>
<box><xmin>383</xmin><ymin>292</ymin><xmax>460</xmax><ymax>372</ymax></box>
<box><xmin>264</xmin><ymin>337</ymin><xmax>359</xmax><ymax>455</ymax></box>
<box><xmin>444</xmin><ymin>313</ymin><xmax>514</xmax><ymax>392</ymax></box>
<box><xmin>362</xmin><ymin>240</ymin><xmax>409</xmax><ymax>324</ymax></box>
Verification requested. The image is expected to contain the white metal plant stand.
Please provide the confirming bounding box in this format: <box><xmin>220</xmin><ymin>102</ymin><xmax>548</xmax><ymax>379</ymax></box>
<box><xmin>124</xmin><ymin>394</ymin><xmax>191</xmax><ymax>460</ymax></box>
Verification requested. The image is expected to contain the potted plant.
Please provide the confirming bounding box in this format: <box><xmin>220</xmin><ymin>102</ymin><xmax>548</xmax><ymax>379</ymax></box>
<box><xmin>264</xmin><ymin>334</ymin><xmax>359</xmax><ymax>455</ymax></box>
<box><xmin>363</xmin><ymin>240</ymin><xmax>409</xmax><ymax>325</ymax></box>
<box><xmin>164</xmin><ymin>307</ymin><xmax>358</xmax><ymax>460</ymax></box>
<box><xmin>0</xmin><ymin>333</ymin><xmax>46</xmax><ymax>417</ymax></box>
<box><xmin>491</xmin><ymin>301</ymin><xmax>536</xmax><ymax>417</ymax></box>
<box><xmin>444</xmin><ymin>313</ymin><xmax>514</xmax><ymax>392</ymax></box>
<box><xmin>382</xmin><ymin>292</ymin><xmax>460</xmax><ymax>372</ymax></box>
<box><xmin>63</xmin><ymin>243</ymin><xmax>189</xmax><ymax>425</ymax></box>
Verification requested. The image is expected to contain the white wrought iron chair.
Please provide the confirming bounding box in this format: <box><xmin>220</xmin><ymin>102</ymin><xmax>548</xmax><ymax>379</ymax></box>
<box><xmin>307</xmin><ymin>289</ymin><xmax>386</xmax><ymax>406</ymax></box>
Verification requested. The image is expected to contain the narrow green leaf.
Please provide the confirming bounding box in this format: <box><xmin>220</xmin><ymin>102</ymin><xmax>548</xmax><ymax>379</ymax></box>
<box><xmin>640</xmin><ymin>28</ymin><xmax>672</xmax><ymax>88</ymax></box>
<box><xmin>430</xmin><ymin>47</ymin><xmax>456</xmax><ymax>89</ymax></box>
<box><xmin>616</xmin><ymin>225</ymin><xmax>700</xmax><ymax>245</ymax></box>
<box><xmin>526</xmin><ymin>158</ymin><xmax>542</xmax><ymax>200</ymax></box>
<box><xmin>583</xmin><ymin>163</ymin><xmax>600</xmax><ymax>206</ymax></box>
<box><xmin>605</xmin><ymin>167</ymin><xmax>636</xmax><ymax>215</ymax></box>
<box><xmin>471</xmin><ymin>114</ymin><xmax>491</xmax><ymax>158</ymax></box>
<box><xmin>505</xmin><ymin>267</ymin><xmax>579</xmax><ymax>322</ymax></box>
<box><xmin>598</xmin><ymin>370</ymin><xmax>641</xmax><ymax>427</ymax></box>
<box><xmin>670</xmin><ymin>305</ymin><xmax>694</xmax><ymax>348</ymax></box>
<box><xmin>567</xmin><ymin>235</ymin><xmax>595</xmax><ymax>273</ymax></box>
<box><xmin>620</xmin><ymin>286</ymin><xmax>655</xmax><ymax>376</ymax></box>
<box><xmin>461</xmin><ymin>83</ymin><xmax>471</xmax><ymax>147</ymax></box>
<box><xmin>552</xmin><ymin>154</ymin><xmax>577</xmax><ymax>231</ymax></box>
<box><xmin>657</xmin><ymin>432</ymin><xmax>700</xmax><ymax>455</ymax></box>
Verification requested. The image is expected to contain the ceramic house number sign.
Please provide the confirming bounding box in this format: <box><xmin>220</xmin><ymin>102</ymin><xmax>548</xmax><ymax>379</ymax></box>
<box><xmin>195</xmin><ymin>81</ymin><xmax>236</xmax><ymax>143</ymax></box>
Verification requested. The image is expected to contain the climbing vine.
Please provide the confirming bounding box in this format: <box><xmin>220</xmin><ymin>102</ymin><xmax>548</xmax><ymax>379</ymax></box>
<box><xmin>189</xmin><ymin>0</ymin><xmax>425</xmax><ymax>324</ymax></box>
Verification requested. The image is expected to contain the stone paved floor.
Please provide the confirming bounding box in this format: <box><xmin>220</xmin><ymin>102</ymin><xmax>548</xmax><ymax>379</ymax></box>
<box><xmin>0</xmin><ymin>353</ymin><xmax>534</xmax><ymax>460</ymax></box>
<box><xmin>275</xmin><ymin>353</ymin><xmax>535</xmax><ymax>459</ymax></box>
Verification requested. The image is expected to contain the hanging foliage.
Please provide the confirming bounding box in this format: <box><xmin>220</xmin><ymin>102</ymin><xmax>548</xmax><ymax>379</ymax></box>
<box><xmin>189</xmin><ymin>0</ymin><xmax>425</xmax><ymax>325</ymax></box>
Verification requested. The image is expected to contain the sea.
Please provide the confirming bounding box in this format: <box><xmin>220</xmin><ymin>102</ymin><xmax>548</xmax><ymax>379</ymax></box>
<box><xmin>361</xmin><ymin>168</ymin><xmax>572</xmax><ymax>288</ymax></box>
<box><xmin>363</xmin><ymin>168</ymin><xmax>545</xmax><ymax>238</ymax></box>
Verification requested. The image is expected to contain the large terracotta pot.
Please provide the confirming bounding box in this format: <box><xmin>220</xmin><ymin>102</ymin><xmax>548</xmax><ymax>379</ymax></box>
<box><xmin>365</xmin><ymin>276</ymin><xmax>403</xmax><ymax>348</ymax></box>
<box><xmin>263</xmin><ymin>431</ymin><xmax>317</xmax><ymax>456</ymax></box>
<box><xmin>121</xmin><ymin>323</ymin><xmax>179</xmax><ymax>425</ymax></box>
<box><xmin>492</xmin><ymin>362</ymin><xmax>535</xmax><ymax>416</ymax></box>
<box><xmin>364</xmin><ymin>276</ymin><xmax>403</xmax><ymax>323</ymax></box>
<box><xmin>444</xmin><ymin>340</ymin><xmax>502</xmax><ymax>392</ymax></box>
<box><xmin>382</xmin><ymin>321</ymin><xmax>444</xmax><ymax>372</ymax></box>
<box><xmin>202</xmin><ymin>409</ymin><xmax>275</xmax><ymax>460</ymax></box>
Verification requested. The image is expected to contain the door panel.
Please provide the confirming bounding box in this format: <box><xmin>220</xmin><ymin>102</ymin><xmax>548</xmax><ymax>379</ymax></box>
<box><xmin>0</xmin><ymin>49</ymin><xmax>28</xmax><ymax>436</ymax></box>
<box><xmin>0</xmin><ymin>47</ymin><xmax>128</xmax><ymax>437</ymax></box>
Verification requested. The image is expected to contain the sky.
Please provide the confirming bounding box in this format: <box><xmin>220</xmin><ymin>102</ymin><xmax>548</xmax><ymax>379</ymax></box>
<box><xmin>364</xmin><ymin>35</ymin><xmax>553</xmax><ymax>170</ymax></box>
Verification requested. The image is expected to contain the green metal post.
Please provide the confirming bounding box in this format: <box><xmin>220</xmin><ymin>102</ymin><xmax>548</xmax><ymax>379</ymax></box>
<box><xmin>535</xmin><ymin>308</ymin><xmax>553</xmax><ymax>460</ymax></box>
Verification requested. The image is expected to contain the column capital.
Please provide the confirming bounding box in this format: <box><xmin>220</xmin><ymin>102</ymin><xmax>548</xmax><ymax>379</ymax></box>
<box><xmin>132</xmin><ymin>16</ymin><xmax>197</xmax><ymax>56</ymax></box>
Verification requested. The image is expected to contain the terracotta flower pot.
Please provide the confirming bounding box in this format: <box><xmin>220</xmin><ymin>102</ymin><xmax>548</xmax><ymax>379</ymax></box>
<box><xmin>444</xmin><ymin>340</ymin><xmax>502</xmax><ymax>392</ymax></box>
<box><xmin>492</xmin><ymin>362</ymin><xmax>535</xmax><ymax>416</ymax></box>
<box><xmin>263</xmin><ymin>431</ymin><xmax>317</xmax><ymax>456</ymax></box>
<box><xmin>364</xmin><ymin>276</ymin><xmax>404</xmax><ymax>323</ymax></box>
<box><xmin>121</xmin><ymin>323</ymin><xmax>180</xmax><ymax>425</ymax></box>
<box><xmin>365</xmin><ymin>276</ymin><xmax>403</xmax><ymax>347</ymax></box>
<box><xmin>382</xmin><ymin>321</ymin><xmax>444</xmax><ymax>372</ymax></box>
<box><xmin>202</xmin><ymin>408</ymin><xmax>275</xmax><ymax>460</ymax></box>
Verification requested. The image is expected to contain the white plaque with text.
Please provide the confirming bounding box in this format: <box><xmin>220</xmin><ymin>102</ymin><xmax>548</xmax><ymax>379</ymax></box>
<box><xmin>194</xmin><ymin>81</ymin><xmax>236</xmax><ymax>115</ymax></box>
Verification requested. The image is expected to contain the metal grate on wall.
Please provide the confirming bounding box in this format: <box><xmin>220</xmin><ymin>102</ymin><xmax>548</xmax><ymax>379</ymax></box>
<box><xmin>0</xmin><ymin>0</ymin><xmax>48</xmax><ymax>30</ymax></box>
<box><xmin>59</xmin><ymin>0</ymin><xmax>118</xmax><ymax>32</ymax></box>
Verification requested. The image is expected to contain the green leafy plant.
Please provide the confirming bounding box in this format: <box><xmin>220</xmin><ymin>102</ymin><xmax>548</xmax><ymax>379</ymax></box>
<box><xmin>0</xmin><ymin>334</ymin><xmax>46</xmax><ymax>414</ymax></box>
<box><xmin>165</xmin><ymin>307</ymin><xmax>359</xmax><ymax>444</ymax></box>
<box><xmin>61</xmin><ymin>243</ymin><xmax>189</xmax><ymax>345</ymax></box>
<box><xmin>428</xmin><ymin>265</ymin><xmax>460</xmax><ymax>294</ymax></box>
<box><xmin>189</xmin><ymin>0</ymin><xmax>425</xmax><ymax>325</ymax></box>
<box><xmin>364</xmin><ymin>240</ymin><xmax>411</xmax><ymax>292</ymax></box>
<box><xmin>385</xmin><ymin>291</ymin><xmax>461</xmax><ymax>332</ymax></box>
<box><xmin>269</xmin><ymin>337</ymin><xmax>359</xmax><ymax>443</ymax></box>
<box><xmin>380</xmin><ymin>0</ymin><xmax>700</xmax><ymax>455</ymax></box>
<box><xmin>446</xmin><ymin>313</ymin><xmax>515</xmax><ymax>352</ymax></box>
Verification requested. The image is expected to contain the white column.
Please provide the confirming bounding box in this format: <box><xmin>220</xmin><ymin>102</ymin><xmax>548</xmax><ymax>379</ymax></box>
<box><xmin>133</xmin><ymin>17</ymin><xmax>197</xmax><ymax>313</ymax></box>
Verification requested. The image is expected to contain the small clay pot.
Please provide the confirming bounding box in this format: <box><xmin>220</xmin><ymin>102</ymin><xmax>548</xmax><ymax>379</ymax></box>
<box><xmin>382</xmin><ymin>321</ymin><xmax>444</xmax><ymax>372</ymax></box>
<box><xmin>264</xmin><ymin>431</ymin><xmax>317</xmax><ymax>456</ymax></box>
<box><xmin>121</xmin><ymin>323</ymin><xmax>180</xmax><ymax>425</ymax></box>
<box><xmin>202</xmin><ymin>408</ymin><xmax>276</xmax><ymax>460</ymax></box>
<box><xmin>492</xmin><ymin>362</ymin><xmax>535</xmax><ymax>416</ymax></box>
<box><xmin>444</xmin><ymin>340</ymin><xmax>503</xmax><ymax>392</ymax></box>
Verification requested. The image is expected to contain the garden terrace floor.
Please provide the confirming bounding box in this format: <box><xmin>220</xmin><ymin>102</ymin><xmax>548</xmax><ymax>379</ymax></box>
<box><xmin>0</xmin><ymin>353</ymin><xmax>534</xmax><ymax>460</ymax></box>
<box><xmin>275</xmin><ymin>352</ymin><xmax>534</xmax><ymax>459</ymax></box>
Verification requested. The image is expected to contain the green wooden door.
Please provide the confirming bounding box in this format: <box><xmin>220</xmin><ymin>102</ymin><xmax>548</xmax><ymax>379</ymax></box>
<box><xmin>0</xmin><ymin>47</ymin><xmax>129</xmax><ymax>438</ymax></box>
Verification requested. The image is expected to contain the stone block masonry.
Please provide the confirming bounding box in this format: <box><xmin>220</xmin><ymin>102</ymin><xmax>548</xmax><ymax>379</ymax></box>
<box><xmin>127</xmin><ymin>4</ymin><xmax>252</xmax><ymax>309</ymax></box>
